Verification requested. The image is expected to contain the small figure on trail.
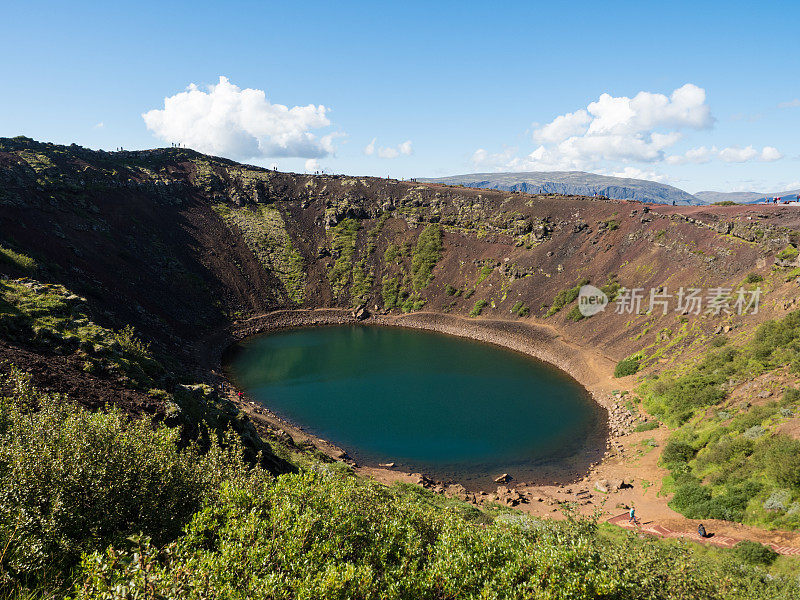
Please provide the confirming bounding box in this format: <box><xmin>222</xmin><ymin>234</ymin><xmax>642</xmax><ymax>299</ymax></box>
<box><xmin>698</xmin><ymin>523</ymin><xmax>707</xmax><ymax>538</ymax></box>
<box><xmin>238</xmin><ymin>391</ymin><xmax>243</xmax><ymax>401</ymax></box>
<box><xmin>628</xmin><ymin>506</ymin><xmax>636</xmax><ymax>524</ymax></box>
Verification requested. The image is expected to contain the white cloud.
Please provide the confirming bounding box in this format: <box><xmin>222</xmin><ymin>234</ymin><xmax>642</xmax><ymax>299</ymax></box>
<box><xmin>778</xmin><ymin>99</ymin><xmax>800</xmax><ymax>108</ymax></box>
<box><xmin>668</xmin><ymin>145</ymin><xmax>783</xmax><ymax>164</ymax></box>
<box><xmin>305</xmin><ymin>159</ymin><xmax>320</xmax><ymax>173</ymax></box>
<box><xmin>364</xmin><ymin>138</ymin><xmax>413</xmax><ymax>159</ymax></box>
<box><xmin>142</xmin><ymin>76</ymin><xmax>337</xmax><ymax>160</ymax></box>
<box><xmin>533</xmin><ymin>110</ymin><xmax>591</xmax><ymax>144</ymax></box>
<box><xmin>475</xmin><ymin>83</ymin><xmax>783</xmax><ymax>176</ymax></box>
<box><xmin>93</xmin><ymin>121</ymin><xmax>104</xmax><ymax>129</ymax></box>
<box><xmin>718</xmin><ymin>145</ymin><xmax>783</xmax><ymax>163</ymax></box>
<box><xmin>495</xmin><ymin>84</ymin><xmax>715</xmax><ymax>171</ymax></box>
<box><xmin>602</xmin><ymin>166</ymin><xmax>668</xmax><ymax>183</ymax></box>
<box><xmin>666</xmin><ymin>145</ymin><xmax>717</xmax><ymax>165</ymax></box>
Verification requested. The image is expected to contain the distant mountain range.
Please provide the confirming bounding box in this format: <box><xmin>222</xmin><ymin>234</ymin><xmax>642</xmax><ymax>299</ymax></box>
<box><xmin>420</xmin><ymin>171</ymin><xmax>703</xmax><ymax>205</ymax></box>
<box><xmin>694</xmin><ymin>189</ymin><xmax>800</xmax><ymax>204</ymax></box>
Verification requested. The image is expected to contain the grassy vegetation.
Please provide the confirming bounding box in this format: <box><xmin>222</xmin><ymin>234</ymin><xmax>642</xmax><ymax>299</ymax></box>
<box><xmin>476</xmin><ymin>263</ymin><xmax>494</xmax><ymax>285</ymax></box>
<box><xmin>4</xmin><ymin>372</ymin><xmax>798</xmax><ymax>600</ymax></box>
<box><xmin>600</xmin><ymin>276</ymin><xmax>623</xmax><ymax>302</ymax></box>
<box><xmin>469</xmin><ymin>299</ymin><xmax>488</xmax><ymax>317</ymax></box>
<box><xmin>0</xmin><ymin>245</ymin><xmax>37</xmax><ymax>273</ymax></box>
<box><xmin>350</xmin><ymin>259</ymin><xmax>374</xmax><ymax>307</ymax></box>
<box><xmin>0</xmin><ymin>279</ymin><xmax>164</xmax><ymax>390</ymax></box>
<box><xmin>776</xmin><ymin>245</ymin><xmax>799</xmax><ymax>262</ymax></box>
<box><xmin>510</xmin><ymin>301</ymin><xmax>530</xmax><ymax>317</ymax></box>
<box><xmin>602</xmin><ymin>219</ymin><xmax>620</xmax><ymax>231</ymax></box>
<box><xmin>381</xmin><ymin>273</ymin><xmax>426</xmax><ymax>313</ymax></box>
<box><xmin>327</xmin><ymin>218</ymin><xmax>361</xmax><ymax>301</ymax></box>
<box><xmin>366</xmin><ymin>212</ymin><xmax>389</xmax><ymax>255</ymax></box>
<box><xmin>566</xmin><ymin>305</ymin><xmax>585</xmax><ymax>321</ymax></box>
<box><xmin>0</xmin><ymin>278</ymin><xmax>274</xmax><ymax>466</ymax></box>
<box><xmin>643</xmin><ymin>310</ymin><xmax>800</xmax><ymax>426</ymax></box>
<box><xmin>213</xmin><ymin>204</ymin><xmax>306</xmax><ymax>304</ymax></box>
<box><xmin>410</xmin><ymin>224</ymin><xmax>443</xmax><ymax>290</ymax></box>
<box><xmin>546</xmin><ymin>278</ymin><xmax>589</xmax><ymax>317</ymax></box>
<box><xmin>712</xmin><ymin>201</ymin><xmax>738</xmax><ymax>206</ymax></box>
<box><xmin>614</xmin><ymin>356</ymin><xmax>641</xmax><ymax>378</ymax></box>
<box><xmin>634</xmin><ymin>420</ymin><xmax>660</xmax><ymax>432</ymax></box>
<box><xmin>640</xmin><ymin>310</ymin><xmax>800</xmax><ymax>527</ymax></box>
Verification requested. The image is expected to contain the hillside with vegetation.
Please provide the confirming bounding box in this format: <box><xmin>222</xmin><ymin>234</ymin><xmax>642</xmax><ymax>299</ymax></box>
<box><xmin>3</xmin><ymin>136</ymin><xmax>800</xmax><ymax>596</ymax></box>
<box><xmin>2</xmin><ymin>370</ymin><xmax>798</xmax><ymax>599</ymax></box>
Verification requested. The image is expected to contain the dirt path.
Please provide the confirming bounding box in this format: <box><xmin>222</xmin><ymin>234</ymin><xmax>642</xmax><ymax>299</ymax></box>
<box><xmin>606</xmin><ymin>512</ymin><xmax>800</xmax><ymax>556</ymax></box>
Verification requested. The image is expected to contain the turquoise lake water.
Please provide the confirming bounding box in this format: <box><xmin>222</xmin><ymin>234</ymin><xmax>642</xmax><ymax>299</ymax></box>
<box><xmin>227</xmin><ymin>325</ymin><xmax>607</xmax><ymax>489</ymax></box>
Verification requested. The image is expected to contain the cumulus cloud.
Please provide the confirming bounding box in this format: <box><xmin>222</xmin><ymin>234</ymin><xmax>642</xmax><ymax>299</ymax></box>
<box><xmin>719</xmin><ymin>146</ymin><xmax>783</xmax><ymax>163</ymax></box>
<box><xmin>473</xmin><ymin>84</ymin><xmax>785</xmax><ymax>176</ymax></box>
<box><xmin>516</xmin><ymin>84</ymin><xmax>715</xmax><ymax>170</ymax></box>
<box><xmin>142</xmin><ymin>76</ymin><xmax>337</xmax><ymax>160</ymax></box>
<box><xmin>93</xmin><ymin>122</ymin><xmax>104</xmax><ymax>129</ymax></box>
<box><xmin>667</xmin><ymin>145</ymin><xmax>783</xmax><ymax>164</ymax></box>
<box><xmin>305</xmin><ymin>159</ymin><xmax>320</xmax><ymax>173</ymax></box>
<box><xmin>602</xmin><ymin>166</ymin><xmax>669</xmax><ymax>183</ymax></box>
<box><xmin>364</xmin><ymin>138</ymin><xmax>413</xmax><ymax>159</ymax></box>
<box><xmin>778</xmin><ymin>99</ymin><xmax>800</xmax><ymax>108</ymax></box>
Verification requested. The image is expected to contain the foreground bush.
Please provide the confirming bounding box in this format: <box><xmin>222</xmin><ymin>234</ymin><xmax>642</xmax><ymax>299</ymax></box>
<box><xmin>2</xmin><ymin>369</ymin><xmax>798</xmax><ymax>599</ymax></box>
<box><xmin>0</xmin><ymin>369</ymin><xmax>258</xmax><ymax>591</ymax></box>
<box><xmin>72</xmin><ymin>474</ymin><xmax>789</xmax><ymax>600</ymax></box>
<box><xmin>732</xmin><ymin>540</ymin><xmax>779</xmax><ymax>566</ymax></box>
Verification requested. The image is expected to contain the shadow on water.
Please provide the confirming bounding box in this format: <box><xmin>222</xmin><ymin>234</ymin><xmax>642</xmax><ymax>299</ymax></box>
<box><xmin>226</xmin><ymin>324</ymin><xmax>607</xmax><ymax>491</ymax></box>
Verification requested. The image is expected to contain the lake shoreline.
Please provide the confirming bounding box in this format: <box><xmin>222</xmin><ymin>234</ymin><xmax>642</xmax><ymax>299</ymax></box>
<box><xmin>214</xmin><ymin>309</ymin><xmax>624</xmax><ymax>494</ymax></box>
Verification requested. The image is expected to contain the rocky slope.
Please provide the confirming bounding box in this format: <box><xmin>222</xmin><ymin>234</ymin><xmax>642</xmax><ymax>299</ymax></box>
<box><xmin>420</xmin><ymin>171</ymin><xmax>703</xmax><ymax>205</ymax></box>
<box><xmin>3</xmin><ymin>136</ymin><xmax>800</xmax><ymax>463</ymax></box>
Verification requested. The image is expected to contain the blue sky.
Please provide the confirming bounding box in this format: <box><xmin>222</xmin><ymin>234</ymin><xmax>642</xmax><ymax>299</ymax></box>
<box><xmin>3</xmin><ymin>0</ymin><xmax>799</xmax><ymax>193</ymax></box>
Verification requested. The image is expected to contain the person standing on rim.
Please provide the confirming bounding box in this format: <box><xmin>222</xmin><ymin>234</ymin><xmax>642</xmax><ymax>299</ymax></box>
<box><xmin>628</xmin><ymin>505</ymin><xmax>636</xmax><ymax>524</ymax></box>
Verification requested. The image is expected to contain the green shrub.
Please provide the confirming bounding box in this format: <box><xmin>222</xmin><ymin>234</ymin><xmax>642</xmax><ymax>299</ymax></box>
<box><xmin>634</xmin><ymin>420</ymin><xmax>659</xmax><ymax>432</ymax></box>
<box><xmin>603</xmin><ymin>219</ymin><xmax>620</xmax><ymax>231</ymax></box>
<box><xmin>469</xmin><ymin>299</ymin><xmax>488</xmax><ymax>317</ymax></box>
<box><xmin>0</xmin><ymin>370</ymin><xmax>248</xmax><ymax>588</ymax></box>
<box><xmin>71</xmin><ymin>473</ymin><xmax>793</xmax><ymax>600</ymax></box>
<box><xmin>762</xmin><ymin>436</ymin><xmax>800</xmax><ymax>488</ymax></box>
<box><xmin>566</xmin><ymin>305</ymin><xmax>585</xmax><ymax>321</ymax></box>
<box><xmin>600</xmin><ymin>276</ymin><xmax>622</xmax><ymax>302</ymax></box>
<box><xmin>445</xmin><ymin>284</ymin><xmax>458</xmax><ymax>296</ymax></box>
<box><xmin>511</xmin><ymin>301</ymin><xmax>530</xmax><ymax>317</ymax></box>
<box><xmin>410</xmin><ymin>224</ymin><xmax>443</xmax><ymax>290</ymax></box>
<box><xmin>661</xmin><ymin>440</ymin><xmax>696</xmax><ymax>464</ymax></box>
<box><xmin>546</xmin><ymin>278</ymin><xmax>589</xmax><ymax>316</ymax></box>
<box><xmin>670</xmin><ymin>482</ymin><xmax>712</xmax><ymax>518</ymax></box>
<box><xmin>776</xmin><ymin>245</ymin><xmax>799</xmax><ymax>262</ymax></box>
<box><xmin>732</xmin><ymin>541</ymin><xmax>778</xmax><ymax>566</ymax></box>
<box><xmin>711</xmin><ymin>335</ymin><xmax>728</xmax><ymax>347</ymax></box>
<box><xmin>614</xmin><ymin>357</ymin><xmax>640</xmax><ymax>378</ymax></box>
<box><xmin>712</xmin><ymin>200</ymin><xmax>738</xmax><ymax>206</ymax></box>
<box><xmin>2</xmin><ymin>370</ymin><xmax>798</xmax><ymax>599</ymax></box>
<box><xmin>384</xmin><ymin>243</ymin><xmax>399</xmax><ymax>264</ymax></box>
<box><xmin>476</xmin><ymin>264</ymin><xmax>494</xmax><ymax>284</ymax></box>
<box><xmin>744</xmin><ymin>272</ymin><xmax>763</xmax><ymax>284</ymax></box>
<box><xmin>381</xmin><ymin>275</ymin><xmax>401</xmax><ymax>309</ymax></box>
